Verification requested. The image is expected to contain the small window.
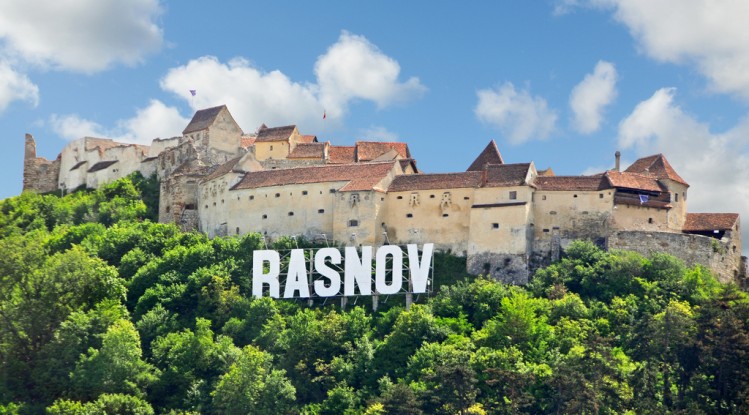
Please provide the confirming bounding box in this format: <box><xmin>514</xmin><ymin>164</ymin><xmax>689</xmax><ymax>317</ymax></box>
<box><xmin>464</xmin><ymin>196</ymin><xmax>470</xmax><ymax>200</ymax></box>
<box><xmin>302</xmin><ymin>190</ymin><xmax>308</xmax><ymax>196</ymax></box>
<box><xmin>599</xmin><ymin>193</ymin><xmax>604</xmax><ymax>199</ymax></box>
<box><xmin>262</xmin><ymin>214</ymin><xmax>268</xmax><ymax>219</ymax></box>
<box><xmin>348</xmin><ymin>219</ymin><xmax>359</xmax><ymax>227</ymax></box>
<box><xmin>509</xmin><ymin>191</ymin><xmax>517</xmax><ymax>200</ymax></box>
<box><xmin>275</xmin><ymin>193</ymin><xmax>280</xmax><ymax>198</ymax></box>
<box><xmin>492</xmin><ymin>223</ymin><xmax>499</xmax><ymax>229</ymax></box>
<box><xmin>648</xmin><ymin>218</ymin><xmax>653</xmax><ymax>224</ymax></box>
<box><xmin>318</xmin><ymin>209</ymin><xmax>325</xmax><ymax>214</ymax></box>
<box><xmin>329</xmin><ymin>189</ymin><xmax>336</xmax><ymax>193</ymax></box>
<box><xmin>270</xmin><ymin>145</ymin><xmax>274</xmax><ymax>151</ymax></box>
<box><xmin>543</xmin><ymin>228</ymin><xmax>550</xmax><ymax>233</ymax></box>
<box><xmin>406</xmin><ymin>213</ymin><xmax>413</xmax><ymax>218</ymax></box>
<box><xmin>573</xmin><ymin>194</ymin><xmax>578</xmax><ymax>198</ymax></box>
<box><xmin>550</xmin><ymin>211</ymin><xmax>557</xmax><ymax>215</ymax></box>
<box><xmin>442</xmin><ymin>213</ymin><xmax>449</xmax><ymax>217</ymax></box>
<box><xmin>249</xmin><ymin>195</ymin><xmax>254</xmax><ymax>200</ymax></box>
<box><xmin>397</xmin><ymin>195</ymin><xmax>403</xmax><ymax>199</ymax></box>
<box><xmin>542</xmin><ymin>195</ymin><xmax>547</xmax><ymax>200</ymax></box>
<box><xmin>675</xmin><ymin>193</ymin><xmax>679</xmax><ymax>202</ymax></box>
<box><xmin>236</xmin><ymin>227</ymin><xmax>240</xmax><ymax>235</ymax></box>
<box><xmin>213</xmin><ymin>202</ymin><xmax>216</xmax><ymax>206</ymax></box>
<box><xmin>288</xmin><ymin>212</ymin><xmax>294</xmax><ymax>216</ymax></box>
<box><xmin>204</xmin><ymin>205</ymin><xmax>208</xmax><ymax>209</ymax></box>
<box><xmin>166</xmin><ymin>206</ymin><xmax>171</xmax><ymax>213</ymax></box>
<box><xmin>430</xmin><ymin>194</ymin><xmax>435</xmax><ymax>199</ymax></box>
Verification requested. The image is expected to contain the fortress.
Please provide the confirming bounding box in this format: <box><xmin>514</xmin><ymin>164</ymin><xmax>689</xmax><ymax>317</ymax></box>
<box><xmin>23</xmin><ymin>105</ymin><xmax>745</xmax><ymax>283</ymax></box>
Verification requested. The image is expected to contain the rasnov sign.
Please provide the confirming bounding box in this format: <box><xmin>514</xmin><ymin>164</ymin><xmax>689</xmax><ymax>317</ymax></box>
<box><xmin>252</xmin><ymin>243</ymin><xmax>434</xmax><ymax>299</ymax></box>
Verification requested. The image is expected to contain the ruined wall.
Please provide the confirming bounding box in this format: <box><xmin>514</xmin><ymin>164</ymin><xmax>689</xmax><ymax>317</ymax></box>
<box><xmin>608</xmin><ymin>230</ymin><xmax>744</xmax><ymax>283</ymax></box>
<box><xmin>159</xmin><ymin>173</ymin><xmax>201</xmax><ymax>229</ymax></box>
<box><xmin>23</xmin><ymin>134</ymin><xmax>60</xmax><ymax>193</ymax></box>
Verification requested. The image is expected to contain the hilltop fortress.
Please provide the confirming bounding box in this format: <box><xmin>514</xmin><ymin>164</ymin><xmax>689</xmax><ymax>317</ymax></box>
<box><xmin>23</xmin><ymin>105</ymin><xmax>745</xmax><ymax>283</ymax></box>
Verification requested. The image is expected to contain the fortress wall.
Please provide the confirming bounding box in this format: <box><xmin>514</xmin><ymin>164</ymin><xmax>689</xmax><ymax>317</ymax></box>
<box><xmin>383</xmin><ymin>188</ymin><xmax>474</xmax><ymax>254</ymax></box>
<box><xmin>611</xmin><ymin>203</ymin><xmax>670</xmax><ymax>232</ymax></box>
<box><xmin>608</xmin><ymin>230</ymin><xmax>745</xmax><ymax>283</ymax></box>
<box><xmin>332</xmin><ymin>190</ymin><xmax>383</xmax><ymax>246</ymax></box>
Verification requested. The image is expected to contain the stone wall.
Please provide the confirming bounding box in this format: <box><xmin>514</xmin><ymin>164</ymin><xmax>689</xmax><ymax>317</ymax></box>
<box><xmin>23</xmin><ymin>134</ymin><xmax>60</xmax><ymax>193</ymax></box>
<box><xmin>608</xmin><ymin>230</ymin><xmax>745</xmax><ymax>283</ymax></box>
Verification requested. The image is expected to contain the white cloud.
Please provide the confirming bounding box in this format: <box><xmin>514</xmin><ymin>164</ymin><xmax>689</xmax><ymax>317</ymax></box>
<box><xmin>315</xmin><ymin>32</ymin><xmax>426</xmax><ymax>117</ymax></box>
<box><xmin>558</xmin><ymin>0</ymin><xmax>749</xmax><ymax>99</ymax></box>
<box><xmin>618</xmin><ymin>87</ymin><xmax>749</xmax><ymax>247</ymax></box>
<box><xmin>51</xmin><ymin>100</ymin><xmax>188</xmax><ymax>144</ymax></box>
<box><xmin>570</xmin><ymin>60</ymin><xmax>618</xmax><ymax>133</ymax></box>
<box><xmin>0</xmin><ymin>61</ymin><xmax>38</xmax><ymax>112</ymax></box>
<box><xmin>160</xmin><ymin>32</ymin><xmax>425</xmax><ymax>133</ymax></box>
<box><xmin>475</xmin><ymin>82</ymin><xmax>558</xmax><ymax>144</ymax></box>
<box><xmin>358</xmin><ymin>125</ymin><xmax>400</xmax><ymax>142</ymax></box>
<box><xmin>0</xmin><ymin>0</ymin><xmax>163</xmax><ymax>73</ymax></box>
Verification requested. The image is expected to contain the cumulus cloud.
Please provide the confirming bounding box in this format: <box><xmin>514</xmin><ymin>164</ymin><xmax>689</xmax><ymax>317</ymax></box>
<box><xmin>0</xmin><ymin>0</ymin><xmax>163</xmax><ymax>73</ymax></box>
<box><xmin>618</xmin><ymin>87</ymin><xmax>749</xmax><ymax>246</ymax></box>
<box><xmin>0</xmin><ymin>62</ymin><xmax>39</xmax><ymax>111</ymax></box>
<box><xmin>570</xmin><ymin>60</ymin><xmax>618</xmax><ymax>133</ymax></box>
<box><xmin>475</xmin><ymin>82</ymin><xmax>558</xmax><ymax>144</ymax></box>
<box><xmin>558</xmin><ymin>0</ymin><xmax>749</xmax><ymax>99</ymax></box>
<box><xmin>160</xmin><ymin>32</ymin><xmax>425</xmax><ymax>133</ymax></box>
<box><xmin>358</xmin><ymin>125</ymin><xmax>400</xmax><ymax>142</ymax></box>
<box><xmin>315</xmin><ymin>32</ymin><xmax>426</xmax><ymax>117</ymax></box>
<box><xmin>51</xmin><ymin>100</ymin><xmax>188</xmax><ymax>144</ymax></box>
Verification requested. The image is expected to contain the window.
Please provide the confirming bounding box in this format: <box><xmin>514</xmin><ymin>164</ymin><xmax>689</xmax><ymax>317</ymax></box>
<box><xmin>599</xmin><ymin>193</ymin><xmax>604</xmax><ymax>199</ymax></box>
<box><xmin>318</xmin><ymin>209</ymin><xmax>325</xmax><ymax>214</ymax></box>
<box><xmin>492</xmin><ymin>223</ymin><xmax>499</xmax><ymax>229</ymax></box>
<box><xmin>288</xmin><ymin>212</ymin><xmax>294</xmax><ymax>216</ymax></box>
<box><xmin>406</xmin><ymin>213</ymin><xmax>413</xmax><ymax>218</ymax></box>
<box><xmin>509</xmin><ymin>191</ymin><xmax>517</xmax><ymax>200</ymax></box>
<box><xmin>236</xmin><ymin>227</ymin><xmax>240</xmax><ymax>235</ymax></box>
<box><xmin>675</xmin><ymin>193</ymin><xmax>679</xmax><ymax>202</ymax></box>
<box><xmin>464</xmin><ymin>196</ymin><xmax>470</xmax><ymax>200</ymax></box>
<box><xmin>442</xmin><ymin>213</ymin><xmax>449</xmax><ymax>217</ymax></box>
<box><xmin>275</xmin><ymin>193</ymin><xmax>280</xmax><ymax>198</ymax></box>
<box><xmin>550</xmin><ymin>211</ymin><xmax>557</xmax><ymax>215</ymax></box>
<box><xmin>430</xmin><ymin>194</ymin><xmax>435</xmax><ymax>198</ymax></box>
<box><xmin>441</xmin><ymin>192</ymin><xmax>452</xmax><ymax>209</ymax></box>
<box><xmin>397</xmin><ymin>195</ymin><xmax>403</xmax><ymax>199</ymax></box>
<box><xmin>262</xmin><ymin>214</ymin><xmax>268</xmax><ymax>219</ymax></box>
<box><xmin>270</xmin><ymin>145</ymin><xmax>273</xmax><ymax>151</ymax></box>
<box><xmin>329</xmin><ymin>189</ymin><xmax>336</xmax><ymax>193</ymax></box>
<box><xmin>648</xmin><ymin>218</ymin><xmax>653</xmax><ymax>224</ymax></box>
<box><xmin>350</xmin><ymin>193</ymin><xmax>360</xmax><ymax>206</ymax></box>
<box><xmin>166</xmin><ymin>206</ymin><xmax>170</xmax><ymax>213</ymax></box>
<box><xmin>573</xmin><ymin>194</ymin><xmax>578</xmax><ymax>198</ymax></box>
<box><xmin>249</xmin><ymin>195</ymin><xmax>254</xmax><ymax>200</ymax></box>
<box><xmin>302</xmin><ymin>190</ymin><xmax>308</xmax><ymax>196</ymax></box>
<box><xmin>348</xmin><ymin>219</ymin><xmax>359</xmax><ymax>227</ymax></box>
<box><xmin>542</xmin><ymin>195</ymin><xmax>547</xmax><ymax>200</ymax></box>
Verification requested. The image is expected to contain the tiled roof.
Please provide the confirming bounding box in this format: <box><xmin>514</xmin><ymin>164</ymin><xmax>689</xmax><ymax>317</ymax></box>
<box><xmin>183</xmin><ymin>105</ymin><xmax>226</xmax><ymax>135</ymax></box>
<box><xmin>288</xmin><ymin>143</ymin><xmax>326</xmax><ymax>159</ymax></box>
<box><xmin>356</xmin><ymin>141</ymin><xmax>410</xmax><ymax>161</ymax></box>
<box><xmin>255</xmin><ymin>125</ymin><xmax>296</xmax><ymax>142</ymax></box>
<box><xmin>231</xmin><ymin>161</ymin><xmax>396</xmax><ymax>192</ymax></box>
<box><xmin>534</xmin><ymin>176</ymin><xmax>608</xmax><ymax>191</ymax></box>
<box><xmin>388</xmin><ymin>171</ymin><xmax>484</xmax><ymax>192</ymax></box>
<box><xmin>203</xmin><ymin>156</ymin><xmax>243</xmax><ymax>182</ymax></box>
<box><xmin>87</xmin><ymin>160</ymin><xmax>118</xmax><ymax>172</ymax></box>
<box><xmin>605</xmin><ymin>171</ymin><xmax>664</xmax><ymax>192</ymax></box>
<box><xmin>241</xmin><ymin>136</ymin><xmax>256</xmax><ymax>148</ymax></box>
<box><xmin>299</xmin><ymin>135</ymin><xmax>317</xmax><ymax>143</ymax></box>
<box><xmin>684</xmin><ymin>213</ymin><xmax>739</xmax><ymax>232</ymax></box>
<box><xmin>484</xmin><ymin>163</ymin><xmax>531</xmax><ymax>187</ymax></box>
<box><xmin>328</xmin><ymin>146</ymin><xmax>356</xmax><ymax>164</ymax></box>
<box><xmin>399</xmin><ymin>159</ymin><xmax>419</xmax><ymax>173</ymax></box>
<box><xmin>625</xmin><ymin>154</ymin><xmax>688</xmax><ymax>186</ymax></box>
<box><xmin>467</xmin><ymin>140</ymin><xmax>504</xmax><ymax>171</ymax></box>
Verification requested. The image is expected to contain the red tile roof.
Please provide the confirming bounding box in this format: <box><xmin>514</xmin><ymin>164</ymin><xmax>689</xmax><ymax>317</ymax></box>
<box><xmin>467</xmin><ymin>140</ymin><xmax>504</xmax><ymax>171</ymax></box>
<box><xmin>683</xmin><ymin>213</ymin><xmax>739</xmax><ymax>231</ymax></box>
<box><xmin>534</xmin><ymin>176</ymin><xmax>608</xmax><ymax>191</ymax></box>
<box><xmin>625</xmin><ymin>154</ymin><xmax>688</xmax><ymax>186</ymax></box>
<box><xmin>356</xmin><ymin>141</ymin><xmax>410</xmax><ymax>161</ymax></box>
<box><xmin>605</xmin><ymin>171</ymin><xmax>664</xmax><ymax>192</ymax></box>
<box><xmin>241</xmin><ymin>136</ymin><xmax>256</xmax><ymax>148</ymax></box>
<box><xmin>288</xmin><ymin>143</ymin><xmax>326</xmax><ymax>159</ymax></box>
<box><xmin>87</xmin><ymin>160</ymin><xmax>118</xmax><ymax>172</ymax></box>
<box><xmin>183</xmin><ymin>105</ymin><xmax>226</xmax><ymax>134</ymax></box>
<box><xmin>388</xmin><ymin>171</ymin><xmax>484</xmax><ymax>192</ymax></box>
<box><xmin>231</xmin><ymin>161</ymin><xmax>396</xmax><ymax>192</ymax></box>
<box><xmin>299</xmin><ymin>135</ymin><xmax>317</xmax><ymax>143</ymax></box>
<box><xmin>328</xmin><ymin>146</ymin><xmax>356</xmax><ymax>164</ymax></box>
<box><xmin>484</xmin><ymin>163</ymin><xmax>531</xmax><ymax>187</ymax></box>
<box><xmin>255</xmin><ymin>125</ymin><xmax>296</xmax><ymax>142</ymax></box>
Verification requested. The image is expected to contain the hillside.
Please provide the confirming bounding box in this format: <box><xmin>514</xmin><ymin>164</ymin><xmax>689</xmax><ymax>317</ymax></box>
<box><xmin>1</xmin><ymin>174</ymin><xmax>748</xmax><ymax>414</ymax></box>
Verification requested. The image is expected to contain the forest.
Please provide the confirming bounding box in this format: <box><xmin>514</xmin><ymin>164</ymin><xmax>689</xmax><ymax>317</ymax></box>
<box><xmin>0</xmin><ymin>174</ymin><xmax>748</xmax><ymax>415</ymax></box>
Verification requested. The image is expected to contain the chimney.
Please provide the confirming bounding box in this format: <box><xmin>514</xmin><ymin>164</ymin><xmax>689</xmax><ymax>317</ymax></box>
<box><xmin>615</xmin><ymin>150</ymin><xmax>621</xmax><ymax>172</ymax></box>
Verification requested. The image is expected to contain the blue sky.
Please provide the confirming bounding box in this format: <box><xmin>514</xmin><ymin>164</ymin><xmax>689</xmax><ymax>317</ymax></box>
<box><xmin>2</xmin><ymin>1</ymin><xmax>749</xmax><ymax>244</ymax></box>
